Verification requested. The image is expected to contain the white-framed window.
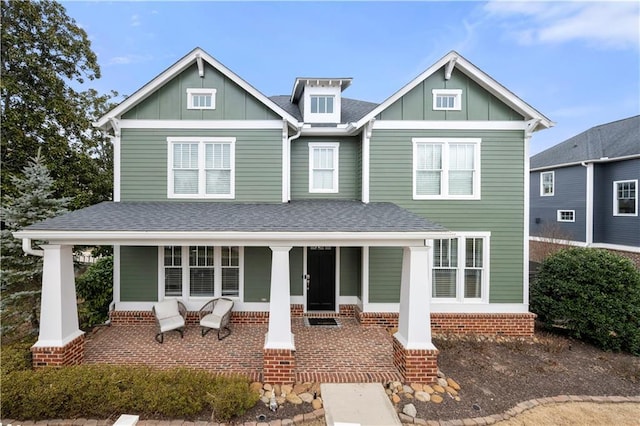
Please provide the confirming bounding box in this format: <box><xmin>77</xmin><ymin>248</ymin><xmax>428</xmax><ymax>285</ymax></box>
<box><xmin>557</xmin><ymin>210</ymin><xmax>575</xmax><ymax>222</ymax></box>
<box><xmin>613</xmin><ymin>180</ymin><xmax>637</xmax><ymax>216</ymax></box>
<box><xmin>187</xmin><ymin>88</ymin><xmax>217</xmax><ymax>110</ymax></box>
<box><xmin>310</xmin><ymin>95</ymin><xmax>334</xmax><ymax>114</ymax></box>
<box><xmin>540</xmin><ymin>171</ymin><xmax>554</xmax><ymax>196</ymax></box>
<box><xmin>161</xmin><ymin>246</ymin><xmax>242</xmax><ymax>300</ymax></box>
<box><xmin>309</xmin><ymin>142</ymin><xmax>339</xmax><ymax>193</ymax></box>
<box><xmin>413</xmin><ymin>138</ymin><xmax>481</xmax><ymax>199</ymax></box>
<box><xmin>432</xmin><ymin>234</ymin><xmax>489</xmax><ymax>302</ymax></box>
<box><xmin>167</xmin><ymin>137</ymin><xmax>235</xmax><ymax>199</ymax></box>
<box><xmin>432</xmin><ymin>89</ymin><xmax>462</xmax><ymax>111</ymax></box>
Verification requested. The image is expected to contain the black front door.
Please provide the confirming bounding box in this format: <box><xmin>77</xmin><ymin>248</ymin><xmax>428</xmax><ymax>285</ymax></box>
<box><xmin>307</xmin><ymin>247</ymin><xmax>336</xmax><ymax>311</ymax></box>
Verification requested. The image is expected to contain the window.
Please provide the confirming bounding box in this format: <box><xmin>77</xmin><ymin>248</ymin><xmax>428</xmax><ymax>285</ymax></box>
<box><xmin>432</xmin><ymin>235</ymin><xmax>488</xmax><ymax>302</ymax></box>
<box><xmin>168</xmin><ymin>137</ymin><xmax>235</xmax><ymax>198</ymax></box>
<box><xmin>187</xmin><ymin>88</ymin><xmax>216</xmax><ymax>110</ymax></box>
<box><xmin>162</xmin><ymin>246</ymin><xmax>242</xmax><ymax>300</ymax></box>
<box><xmin>557</xmin><ymin>210</ymin><xmax>575</xmax><ymax>222</ymax></box>
<box><xmin>432</xmin><ymin>89</ymin><xmax>462</xmax><ymax>111</ymax></box>
<box><xmin>540</xmin><ymin>171</ymin><xmax>554</xmax><ymax>196</ymax></box>
<box><xmin>614</xmin><ymin>180</ymin><xmax>637</xmax><ymax>216</ymax></box>
<box><xmin>413</xmin><ymin>138</ymin><xmax>481</xmax><ymax>199</ymax></box>
<box><xmin>310</xmin><ymin>95</ymin><xmax>334</xmax><ymax>114</ymax></box>
<box><xmin>309</xmin><ymin>142</ymin><xmax>339</xmax><ymax>193</ymax></box>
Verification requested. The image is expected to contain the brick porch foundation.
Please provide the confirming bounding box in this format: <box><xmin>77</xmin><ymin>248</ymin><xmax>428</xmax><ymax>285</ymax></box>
<box><xmin>392</xmin><ymin>336</ymin><xmax>439</xmax><ymax>383</ymax></box>
<box><xmin>263</xmin><ymin>349</ymin><xmax>295</xmax><ymax>383</ymax></box>
<box><xmin>31</xmin><ymin>334</ymin><xmax>85</xmax><ymax>368</ymax></box>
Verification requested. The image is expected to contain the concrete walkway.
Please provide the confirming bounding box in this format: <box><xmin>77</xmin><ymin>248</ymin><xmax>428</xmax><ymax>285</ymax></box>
<box><xmin>321</xmin><ymin>383</ymin><xmax>401</xmax><ymax>426</ymax></box>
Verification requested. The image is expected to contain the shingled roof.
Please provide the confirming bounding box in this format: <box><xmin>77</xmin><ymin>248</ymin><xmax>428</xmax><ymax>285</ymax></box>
<box><xmin>24</xmin><ymin>200</ymin><xmax>447</xmax><ymax>234</ymax></box>
<box><xmin>531</xmin><ymin>115</ymin><xmax>640</xmax><ymax>169</ymax></box>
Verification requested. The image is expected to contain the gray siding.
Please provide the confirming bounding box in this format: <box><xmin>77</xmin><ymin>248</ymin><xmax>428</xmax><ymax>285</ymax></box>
<box><xmin>290</xmin><ymin>137</ymin><xmax>361</xmax><ymax>200</ymax></box>
<box><xmin>120</xmin><ymin>128</ymin><xmax>282</xmax><ymax>201</ymax></box>
<box><xmin>120</xmin><ymin>246</ymin><xmax>158</xmax><ymax>301</ymax></box>
<box><xmin>593</xmin><ymin>159</ymin><xmax>640</xmax><ymax>247</ymax></box>
<box><xmin>530</xmin><ymin>165</ymin><xmax>587</xmax><ymax>242</ymax></box>
<box><xmin>340</xmin><ymin>247</ymin><xmax>361</xmax><ymax>297</ymax></box>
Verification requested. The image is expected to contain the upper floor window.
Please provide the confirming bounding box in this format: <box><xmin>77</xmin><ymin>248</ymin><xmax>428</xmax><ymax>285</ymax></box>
<box><xmin>309</xmin><ymin>142</ymin><xmax>339</xmax><ymax>193</ymax></box>
<box><xmin>187</xmin><ymin>88</ymin><xmax>217</xmax><ymax>110</ymax></box>
<box><xmin>310</xmin><ymin>95</ymin><xmax>334</xmax><ymax>114</ymax></box>
<box><xmin>432</xmin><ymin>234</ymin><xmax>488</xmax><ymax>302</ymax></box>
<box><xmin>432</xmin><ymin>89</ymin><xmax>462</xmax><ymax>111</ymax></box>
<box><xmin>413</xmin><ymin>138</ymin><xmax>481</xmax><ymax>200</ymax></box>
<box><xmin>557</xmin><ymin>210</ymin><xmax>575</xmax><ymax>222</ymax></box>
<box><xmin>614</xmin><ymin>180</ymin><xmax>637</xmax><ymax>216</ymax></box>
<box><xmin>168</xmin><ymin>137</ymin><xmax>235</xmax><ymax>199</ymax></box>
<box><xmin>540</xmin><ymin>171</ymin><xmax>554</xmax><ymax>196</ymax></box>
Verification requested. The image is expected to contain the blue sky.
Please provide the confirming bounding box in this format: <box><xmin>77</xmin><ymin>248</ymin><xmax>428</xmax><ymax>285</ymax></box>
<box><xmin>64</xmin><ymin>1</ymin><xmax>639</xmax><ymax>155</ymax></box>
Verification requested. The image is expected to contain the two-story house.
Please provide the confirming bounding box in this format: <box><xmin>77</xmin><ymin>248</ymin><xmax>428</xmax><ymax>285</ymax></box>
<box><xmin>16</xmin><ymin>47</ymin><xmax>552</xmax><ymax>382</ymax></box>
<box><xmin>530</xmin><ymin>116</ymin><xmax>640</xmax><ymax>267</ymax></box>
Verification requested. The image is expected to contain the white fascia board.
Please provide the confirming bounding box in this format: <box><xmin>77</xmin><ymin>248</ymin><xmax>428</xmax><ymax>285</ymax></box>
<box><xmin>95</xmin><ymin>47</ymin><xmax>299</xmax><ymax>129</ymax></box>
<box><xmin>299</xmin><ymin>126</ymin><xmax>359</xmax><ymax>137</ymax></box>
<box><xmin>373</xmin><ymin>120</ymin><xmax>532</xmax><ymax>131</ymax></box>
<box><xmin>530</xmin><ymin>154</ymin><xmax>640</xmax><ymax>172</ymax></box>
<box><xmin>14</xmin><ymin>230</ymin><xmax>453</xmax><ymax>247</ymax></box>
<box><xmin>354</xmin><ymin>51</ymin><xmax>553</xmax><ymax>131</ymax></box>
<box><xmin>118</xmin><ymin>119</ymin><xmax>286</xmax><ymax>130</ymax></box>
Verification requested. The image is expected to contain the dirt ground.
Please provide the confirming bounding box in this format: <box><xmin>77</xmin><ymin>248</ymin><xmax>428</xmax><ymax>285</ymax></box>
<box><xmin>494</xmin><ymin>402</ymin><xmax>640</xmax><ymax>426</ymax></box>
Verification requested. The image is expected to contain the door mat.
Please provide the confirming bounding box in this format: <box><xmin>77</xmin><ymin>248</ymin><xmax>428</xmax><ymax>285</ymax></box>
<box><xmin>306</xmin><ymin>317</ymin><xmax>340</xmax><ymax>327</ymax></box>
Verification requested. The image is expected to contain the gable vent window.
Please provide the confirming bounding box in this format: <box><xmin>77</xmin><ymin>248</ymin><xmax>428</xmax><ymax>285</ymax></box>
<box><xmin>187</xmin><ymin>88</ymin><xmax>217</xmax><ymax>110</ymax></box>
<box><xmin>310</xmin><ymin>95</ymin><xmax>334</xmax><ymax>114</ymax></box>
<box><xmin>432</xmin><ymin>89</ymin><xmax>462</xmax><ymax>111</ymax></box>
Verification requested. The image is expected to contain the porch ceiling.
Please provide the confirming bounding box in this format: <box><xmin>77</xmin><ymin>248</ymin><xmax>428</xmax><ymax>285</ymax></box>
<box><xmin>15</xmin><ymin>200</ymin><xmax>450</xmax><ymax>246</ymax></box>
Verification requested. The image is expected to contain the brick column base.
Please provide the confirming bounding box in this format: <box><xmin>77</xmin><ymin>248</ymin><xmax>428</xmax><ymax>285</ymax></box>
<box><xmin>31</xmin><ymin>334</ymin><xmax>85</xmax><ymax>368</ymax></box>
<box><xmin>392</xmin><ymin>336</ymin><xmax>439</xmax><ymax>383</ymax></box>
<box><xmin>263</xmin><ymin>349</ymin><xmax>295</xmax><ymax>384</ymax></box>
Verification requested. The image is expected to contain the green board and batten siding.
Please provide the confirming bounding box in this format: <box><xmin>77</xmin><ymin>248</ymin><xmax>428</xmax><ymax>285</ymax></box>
<box><xmin>122</xmin><ymin>63</ymin><xmax>280</xmax><ymax>121</ymax></box>
<box><xmin>120</xmin><ymin>128</ymin><xmax>282</xmax><ymax>201</ymax></box>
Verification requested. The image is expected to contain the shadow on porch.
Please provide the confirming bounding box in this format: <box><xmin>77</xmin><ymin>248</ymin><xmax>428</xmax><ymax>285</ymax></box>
<box><xmin>84</xmin><ymin>318</ymin><xmax>403</xmax><ymax>383</ymax></box>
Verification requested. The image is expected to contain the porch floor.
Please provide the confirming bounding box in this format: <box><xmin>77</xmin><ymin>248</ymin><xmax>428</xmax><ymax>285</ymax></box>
<box><xmin>84</xmin><ymin>318</ymin><xmax>403</xmax><ymax>383</ymax></box>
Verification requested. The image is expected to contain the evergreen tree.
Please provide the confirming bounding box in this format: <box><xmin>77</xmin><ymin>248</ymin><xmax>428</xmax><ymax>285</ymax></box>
<box><xmin>1</xmin><ymin>152</ymin><xmax>69</xmax><ymax>342</ymax></box>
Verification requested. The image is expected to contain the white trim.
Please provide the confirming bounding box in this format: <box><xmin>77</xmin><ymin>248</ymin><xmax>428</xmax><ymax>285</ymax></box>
<box><xmin>362</xmin><ymin>246</ymin><xmax>369</xmax><ymax>307</ymax></box>
<box><xmin>373</xmin><ymin>120</ymin><xmax>533</xmax><ymax>131</ymax></box>
<box><xmin>338</xmin><ymin>296</ymin><xmax>359</xmax><ymax>305</ymax></box>
<box><xmin>540</xmin><ymin>171</ymin><xmax>554</xmax><ymax>196</ymax></box>
<box><xmin>530</xmin><ymin>236</ymin><xmax>640</xmax><ymax>254</ymax></box>
<box><xmin>432</xmin><ymin>89</ymin><xmax>462</xmax><ymax>111</ymax></box>
<box><xmin>584</xmin><ymin>163</ymin><xmax>594</xmax><ymax>245</ymax></box>
<box><xmin>363</xmin><ymin>302</ymin><xmax>530</xmax><ymax>314</ymax></box>
<box><xmin>114</xmin><ymin>245</ymin><xmax>121</xmax><ymax>306</ymax></box>
<box><xmin>167</xmin><ymin>136</ymin><xmax>236</xmax><ymax>199</ymax></box>
<box><xmin>303</xmin><ymin>85</ymin><xmax>341</xmax><ymax>124</ymax></box>
<box><xmin>523</xmin><ymin>131</ymin><xmax>531</xmax><ymax>307</ymax></box>
<box><xmin>412</xmin><ymin>138</ymin><xmax>481</xmax><ymax>200</ymax></box>
<box><xmin>95</xmin><ymin>47</ymin><xmax>298</xmax><ymax>128</ymax></box>
<box><xmin>110</xmin><ymin>118</ymin><xmax>121</xmax><ymax>202</ymax></box>
<box><xmin>282</xmin><ymin>121</ymin><xmax>289</xmax><ymax>203</ymax></box>
<box><xmin>119</xmin><ymin>119</ymin><xmax>285</xmax><ymax>130</ymax></box>
<box><xmin>308</xmin><ymin>142</ymin><xmax>339</xmax><ymax>193</ymax></box>
<box><xmin>186</xmin><ymin>88</ymin><xmax>217</xmax><ymax>110</ymax></box>
<box><xmin>362</xmin><ymin>121</ymin><xmax>372</xmax><ymax>203</ymax></box>
<box><xmin>613</xmin><ymin>179</ymin><xmax>638</xmax><ymax>216</ymax></box>
<box><xmin>355</xmin><ymin>51</ymin><xmax>553</xmax><ymax>131</ymax></box>
<box><xmin>530</xmin><ymin>154</ymin><xmax>640</xmax><ymax>172</ymax></box>
<box><xmin>557</xmin><ymin>210</ymin><xmax>575</xmax><ymax>222</ymax></box>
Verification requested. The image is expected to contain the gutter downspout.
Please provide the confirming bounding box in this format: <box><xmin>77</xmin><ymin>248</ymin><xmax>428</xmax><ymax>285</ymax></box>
<box><xmin>581</xmin><ymin>161</ymin><xmax>594</xmax><ymax>247</ymax></box>
<box><xmin>362</xmin><ymin>118</ymin><xmax>375</xmax><ymax>204</ymax></box>
<box><xmin>22</xmin><ymin>238</ymin><xmax>44</xmax><ymax>257</ymax></box>
<box><xmin>108</xmin><ymin>118</ymin><xmax>121</xmax><ymax>202</ymax></box>
<box><xmin>285</xmin><ymin>123</ymin><xmax>303</xmax><ymax>202</ymax></box>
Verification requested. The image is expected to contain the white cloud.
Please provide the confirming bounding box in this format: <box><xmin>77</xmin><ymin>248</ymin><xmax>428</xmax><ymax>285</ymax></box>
<box><xmin>108</xmin><ymin>54</ymin><xmax>152</xmax><ymax>65</ymax></box>
<box><xmin>484</xmin><ymin>1</ymin><xmax>639</xmax><ymax>50</ymax></box>
<box><xmin>131</xmin><ymin>14</ymin><xmax>141</xmax><ymax>27</ymax></box>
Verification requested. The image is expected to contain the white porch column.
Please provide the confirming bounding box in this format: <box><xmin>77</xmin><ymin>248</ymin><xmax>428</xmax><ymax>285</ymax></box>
<box><xmin>394</xmin><ymin>245</ymin><xmax>436</xmax><ymax>350</ymax></box>
<box><xmin>265</xmin><ymin>246</ymin><xmax>295</xmax><ymax>350</ymax></box>
<box><xmin>34</xmin><ymin>245</ymin><xmax>84</xmax><ymax>347</ymax></box>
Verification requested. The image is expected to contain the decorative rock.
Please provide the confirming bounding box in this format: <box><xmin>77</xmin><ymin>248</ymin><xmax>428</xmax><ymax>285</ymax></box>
<box><xmin>423</xmin><ymin>385</ymin><xmax>435</xmax><ymax>394</ymax></box>
<box><xmin>273</xmin><ymin>384</ymin><xmax>281</xmax><ymax>396</ymax></box>
<box><xmin>391</xmin><ymin>381</ymin><xmax>402</xmax><ymax>391</ymax></box>
<box><xmin>299</xmin><ymin>392</ymin><xmax>314</xmax><ymax>403</ymax></box>
<box><xmin>437</xmin><ymin>378</ymin><xmax>448</xmax><ymax>388</ymax></box>
<box><xmin>398</xmin><ymin>413</ymin><xmax>414</xmax><ymax>424</ymax></box>
<box><xmin>410</xmin><ymin>383</ymin><xmax>424</xmax><ymax>392</ymax></box>
<box><xmin>403</xmin><ymin>385</ymin><xmax>414</xmax><ymax>394</ymax></box>
<box><xmin>437</xmin><ymin>369</ymin><xmax>445</xmax><ymax>378</ymax></box>
<box><xmin>264</xmin><ymin>383</ymin><xmax>273</xmax><ymax>391</ymax></box>
<box><xmin>392</xmin><ymin>394</ymin><xmax>401</xmax><ymax>404</ymax></box>
<box><xmin>445</xmin><ymin>386</ymin><xmax>458</xmax><ymax>396</ymax></box>
<box><xmin>415</xmin><ymin>391</ymin><xmax>431</xmax><ymax>402</ymax></box>
<box><xmin>260</xmin><ymin>396</ymin><xmax>270</xmax><ymax>404</ymax></box>
<box><xmin>276</xmin><ymin>396</ymin><xmax>286</xmax><ymax>405</ymax></box>
<box><xmin>447</xmin><ymin>378</ymin><xmax>461</xmax><ymax>391</ymax></box>
<box><xmin>312</xmin><ymin>398</ymin><xmax>323</xmax><ymax>410</ymax></box>
<box><xmin>310</xmin><ymin>382</ymin><xmax>322</xmax><ymax>396</ymax></box>
<box><xmin>264</xmin><ymin>390</ymin><xmax>273</xmax><ymax>399</ymax></box>
<box><xmin>404</xmin><ymin>393</ymin><xmax>414</xmax><ymax>399</ymax></box>
<box><xmin>385</xmin><ymin>388</ymin><xmax>393</xmax><ymax>396</ymax></box>
<box><xmin>293</xmin><ymin>384</ymin><xmax>308</xmax><ymax>394</ymax></box>
<box><xmin>250</xmin><ymin>382</ymin><xmax>263</xmax><ymax>394</ymax></box>
<box><xmin>286</xmin><ymin>393</ymin><xmax>303</xmax><ymax>404</ymax></box>
<box><xmin>433</xmin><ymin>384</ymin><xmax>445</xmax><ymax>393</ymax></box>
<box><xmin>281</xmin><ymin>384</ymin><xmax>293</xmax><ymax>395</ymax></box>
<box><xmin>431</xmin><ymin>394</ymin><xmax>443</xmax><ymax>404</ymax></box>
<box><xmin>454</xmin><ymin>396</ymin><xmax>461</xmax><ymax>402</ymax></box>
<box><xmin>403</xmin><ymin>403</ymin><xmax>417</xmax><ymax>418</ymax></box>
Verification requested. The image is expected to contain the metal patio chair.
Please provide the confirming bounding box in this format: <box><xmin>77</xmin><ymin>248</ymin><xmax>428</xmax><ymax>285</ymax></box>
<box><xmin>152</xmin><ymin>299</ymin><xmax>186</xmax><ymax>343</ymax></box>
<box><xmin>198</xmin><ymin>297</ymin><xmax>234</xmax><ymax>340</ymax></box>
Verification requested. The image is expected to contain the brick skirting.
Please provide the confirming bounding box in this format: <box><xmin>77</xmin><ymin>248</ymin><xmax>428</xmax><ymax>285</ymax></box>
<box><xmin>431</xmin><ymin>312</ymin><xmax>536</xmax><ymax>337</ymax></box>
<box><xmin>392</xmin><ymin>336</ymin><xmax>439</xmax><ymax>383</ymax></box>
<box><xmin>263</xmin><ymin>348</ymin><xmax>295</xmax><ymax>383</ymax></box>
<box><xmin>32</xmin><ymin>334</ymin><xmax>85</xmax><ymax>368</ymax></box>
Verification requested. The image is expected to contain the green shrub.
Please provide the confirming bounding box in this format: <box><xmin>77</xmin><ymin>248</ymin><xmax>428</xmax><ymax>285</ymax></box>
<box><xmin>76</xmin><ymin>256</ymin><xmax>113</xmax><ymax>329</ymax></box>
<box><xmin>531</xmin><ymin>247</ymin><xmax>640</xmax><ymax>355</ymax></box>
<box><xmin>0</xmin><ymin>340</ymin><xmax>33</xmax><ymax>375</ymax></box>
<box><xmin>1</xmin><ymin>364</ymin><xmax>259</xmax><ymax>421</ymax></box>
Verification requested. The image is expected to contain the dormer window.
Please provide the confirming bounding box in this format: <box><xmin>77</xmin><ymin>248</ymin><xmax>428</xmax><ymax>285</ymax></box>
<box><xmin>310</xmin><ymin>96</ymin><xmax>334</xmax><ymax>114</ymax></box>
<box><xmin>187</xmin><ymin>88</ymin><xmax>217</xmax><ymax>110</ymax></box>
<box><xmin>433</xmin><ymin>89</ymin><xmax>462</xmax><ymax>111</ymax></box>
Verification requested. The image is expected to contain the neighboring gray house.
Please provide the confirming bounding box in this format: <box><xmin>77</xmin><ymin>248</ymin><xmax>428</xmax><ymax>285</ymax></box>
<box><xmin>530</xmin><ymin>115</ymin><xmax>640</xmax><ymax>264</ymax></box>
